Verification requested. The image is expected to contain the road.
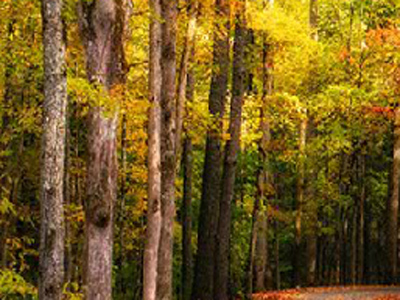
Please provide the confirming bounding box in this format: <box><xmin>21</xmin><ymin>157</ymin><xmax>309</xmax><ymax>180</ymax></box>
<box><xmin>253</xmin><ymin>286</ymin><xmax>400</xmax><ymax>300</ymax></box>
<box><xmin>303</xmin><ymin>286</ymin><xmax>400</xmax><ymax>299</ymax></box>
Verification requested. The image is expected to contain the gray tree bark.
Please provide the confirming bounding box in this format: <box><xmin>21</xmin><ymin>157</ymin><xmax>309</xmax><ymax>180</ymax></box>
<box><xmin>143</xmin><ymin>0</ymin><xmax>162</xmax><ymax>299</ymax></box>
<box><xmin>39</xmin><ymin>0</ymin><xmax>67</xmax><ymax>298</ymax></box>
<box><xmin>78</xmin><ymin>0</ymin><xmax>127</xmax><ymax>298</ymax></box>
<box><xmin>156</xmin><ymin>0</ymin><xmax>178</xmax><ymax>299</ymax></box>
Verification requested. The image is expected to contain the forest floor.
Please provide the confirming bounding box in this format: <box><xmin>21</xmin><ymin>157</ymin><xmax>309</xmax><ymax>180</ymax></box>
<box><xmin>253</xmin><ymin>286</ymin><xmax>400</xmax><ymax>299</ymax></box>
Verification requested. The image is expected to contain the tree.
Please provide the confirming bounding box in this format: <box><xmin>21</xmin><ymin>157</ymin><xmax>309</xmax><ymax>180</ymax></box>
<box><xmin>175</xmin><ymin>0</ymin><xmax>197</xmax><ymax>161</ymax></box>
<box><xmin>78</xmin><ymin>0</ymin><xmax>127</xmax><ymax>298</ymax></box>
<box><xmin>39</xmin><ymin>0</ymin><xmax>67</xmax><ymax>298</ymax></box>
<box><xmin>192</xmin><ymin>0</ymin><xmax>230</xmax><ymax>298</ymax></box>
<box><xmin>214</xmin><ymin>2</ymin><xmax>246</xmax><ymax>299</ymax></box>
<box><xmin>156</xmin><ymin>0</ymin><xmax>178</xmax><ymax>298</ymax></box>
<box><xmin>252</xmin><ymin>28</ymin><xmax>274</xmax><ymax>296</ymax></box>
<box><xmin>294</xmin><ymin>112</ymin><xmax>307</xmax><ymax>287</ymax></box>
<box><xmin>387</xmin><ymin>107</ymin><xmax>400</xmax><ymax>284</ymax></box>
<box><xmin>143</xmin><ymin>0</ymin><xmax>162</xmax><ymax>299</ymax></box>
<box><xmin>180</xmin><ymin>2</ymin><xmax>197</xmax><ymax>300</ymax></box>
<box><xmin>305</xmin><ymin>0</ymin><xmax>318</xmax><ymax>286</ymax></box>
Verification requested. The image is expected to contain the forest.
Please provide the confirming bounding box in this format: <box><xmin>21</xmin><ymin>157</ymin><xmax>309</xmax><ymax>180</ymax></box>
<box><xmin>1</xmin><ymin>0</ymin><xmax>400</xmax><ymax>299</ymax></box>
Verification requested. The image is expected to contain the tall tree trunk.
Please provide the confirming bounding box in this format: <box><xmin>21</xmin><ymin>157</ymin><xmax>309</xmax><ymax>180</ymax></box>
<box><xmin>144</xmin><ymin>0</ymin><xmax>162</xmax><ymax>299</ymax></box>
<box><xmin>118</xmin><ymin>112</ymin><xmax>127</xmax><ymax>295</ymax></box>
<box><xmin>79</xmin><ymin>1</ymin><xmax>127</xmax><ymax>298</ymax></box>
<box><xmin>306</xmin><ymin>233</ymin><xmax>317</xmax><ymax>286</ymax></box>
<box><xmin>214</xmin><ymin>4</ymin><xmax>246</xmax><ymax>300</ymax></box>
<box><xmin>305</xmin><ymin>0</ymin><xmax>318</xmax><ymax>287</ymax></box>
<box><xmin>39</xmin><ymin>0</ymin><xmax>67</xmax><ymax>298</ymax></box>
<box><xmin>175</xmin><ymin>0</ymin><xmax>197</xmax><ymax>162</ymax></box>
<box><xmin>350</xmin><ymin>206</ymin><xmax>357</xmax><ymax>284</ymax></box>
<box><xmin>387</xmin><ymin>107</ymin><xmax>400</xmax><ymax>284</ymax></box>
<box><xmin>252</xmin><ymin>20</ymin><xmax>274</xmax><ymax>293</ymax></box>
<box><xmin>357</xmin><ymin>153</ymin><xmax>365</xmax><ymax>284</ymax></box>
<box><xmin>156</xmin><ymin>0</ymin><xmax>178</xmax><ymax>299</ymax></box>
<box><xmin>275</xmin><ymin>221</ymin><xmax>281</xmax><ymax>290</ymax></box>
<box><xmin>192</xmin><ymin>0</ymin><xmax>230</xmax><ymax>298</ymax></box>
<box><xmin>364</xmin><ymin>192</ymin><xmax>371</xmax><ymax>284</ymax></box>
<box><xmin>247</xmin><ymin>177</ymin><xmax>262</xmax><ymax>298</ymax></box>
<box><xmin>181</xmin><ymin>40</ymin><xmax>196</xmax><ymax>300</ymax></box>
<box><xmin>64</xmin><ymin>106</ymin><xmax>73</xmax><ymax>287</ymax></box>
<box><xmin>294</xmin><ymin>115</ymin><xmax>307</xmax><ymax>287</ymax></box>
<box><xmin>182</xmin><ymin>137</ymin><xmax>193</xmax><ymax>300</ymax></box>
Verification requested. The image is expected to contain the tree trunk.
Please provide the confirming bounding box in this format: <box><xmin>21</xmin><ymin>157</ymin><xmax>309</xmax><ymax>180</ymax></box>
<box><xmin>247</xmin><ymin>178</ymin><xmax>262</xmax><ymax>298</ymax></box>
<box><xmin>306</xmin><ymin>233</ymin><xmax>317</xmax><ymax>286</ymax></box>
<box><xmin>192</xmin><ymin>0</ymin><xmax>230</xmax><ymax>298</ymax></box>
<box><xmin>181</xmin><ymin>40</ymin><xmax>196</xmax><ymax>300</ymax></box>
<box><xmin>294</xmin><ymin>116</ymin><xmax>307</xmax><ymax>287</ymax></box>
<box><xmin>357</xmin><ymin>154</ymin><xmax>365</xmax><ymax>284</ymax></box>
<box><xmin>175</xmin><ymin>0</ymin><xmax>197</xmax><ymax>162</ymax></box>
<box><xmin>387</xmin><ymin>107</ymin><xmax>400</xmax><ymax>284</ymax></box>
<box><xmin>39</xmin><ymin>0</ymin><xmax>67</xmax><ymax>298</ymax></box>
<box><xmin>214</xmin><ymin>4</ymin><xmax>246</xmax><ymax>299</ymax></box>
<box><xmin>305</xmin><ymin>0</ymin><xmax>318</xmax><ymax>287</ymax></box>
<box><xmin>364</xmin><ymin>193</ymin><xmax>371</xmax><ymax>284</ymax></box>
<box><xmin>79</xmin><ymin>0</ymin><xmax>127</xmax><ymax>298</ymax></box>
<box><xmin>143</xmin><ymin>0</ymin><xmax>162</xmax><ymax>299</ymax></box>
<box><xmin>350</xmin><ymin>206</ymin><xmax>357</xmax><ymax>284</ymax></box>
<box><xmin>156</xmin><ymin>0</ymin><xmax>178</xmax><ymax>299</ymax></box>
<box><xmin>64</xmin><ymin>106</ymin><xmax>73</xmax><ymax>287</ymax></box>
<box><xmin>309</xmin><ymin>0</ymin><xmax>318</xmax><ymax>41</ymax></box>
<box><xmin>253</xmin><ymin>21</ymin><xmax>274</xmax><ymax>293</ymax></box>
<box><xmin>118</xmin><ymin>112</ymin><xmax>127</xmax><ymax>294</ymax></box>
<box><xmin>182</xmin><ymin>137</ymin><xmax>193</xmax><ymax>300</ymax></box>
<box><xmin>275</xmin><ymin>221</ymin><xmax>281</xmax><ymax>290</ymax></box>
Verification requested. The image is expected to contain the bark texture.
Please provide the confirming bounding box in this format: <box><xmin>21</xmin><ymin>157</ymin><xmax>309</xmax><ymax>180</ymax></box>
<box><xmin>182</xmin><ymin>44</ymin><xmax>196</xmax><ymax>300</ymax></box>
<box><xmin>182</xmin><ymin>136</ymin><xmax>193</xmax><ymax>300</ymax></box>
<box><xmin>175</xmin><ymin>0</ymin><xmax>197</xmax><ymax>161</ymax></box>
<box><xmin>387</xmin><ymin>107</ymin><xmax>400</xmax><ymax>283</ymax></box>
<box><xmin>39</xmin><ymin>0</ymin><xmax>67</xmax><ymax>298</ymax></box>
<box><xmin>79</xmin><ymin>0</ymin><xmax>127</xmax><ymax>298</ymax></box>
<box><xmin>156</xmin><ymin>0</ymin><xmax>178</xmax><ymax>299</ymax></box>
<box><xmin>253</xmin><ymin>26</ymin><xmax>274</xmax><ymax>293</ymax></box>
<box><xmin>143</xmin><ymin>0</ymin><xmax>162</xmax><ymax>299</ymax></box>
<box><xmin>191</xmin><ymin>0</ymin><xmax>230</xmax><ymax>299</ymax></box>
<box><xmin>214</xmin><ymin>4</ymin><xmax>246</xmax><ymax>299</ymax></box>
